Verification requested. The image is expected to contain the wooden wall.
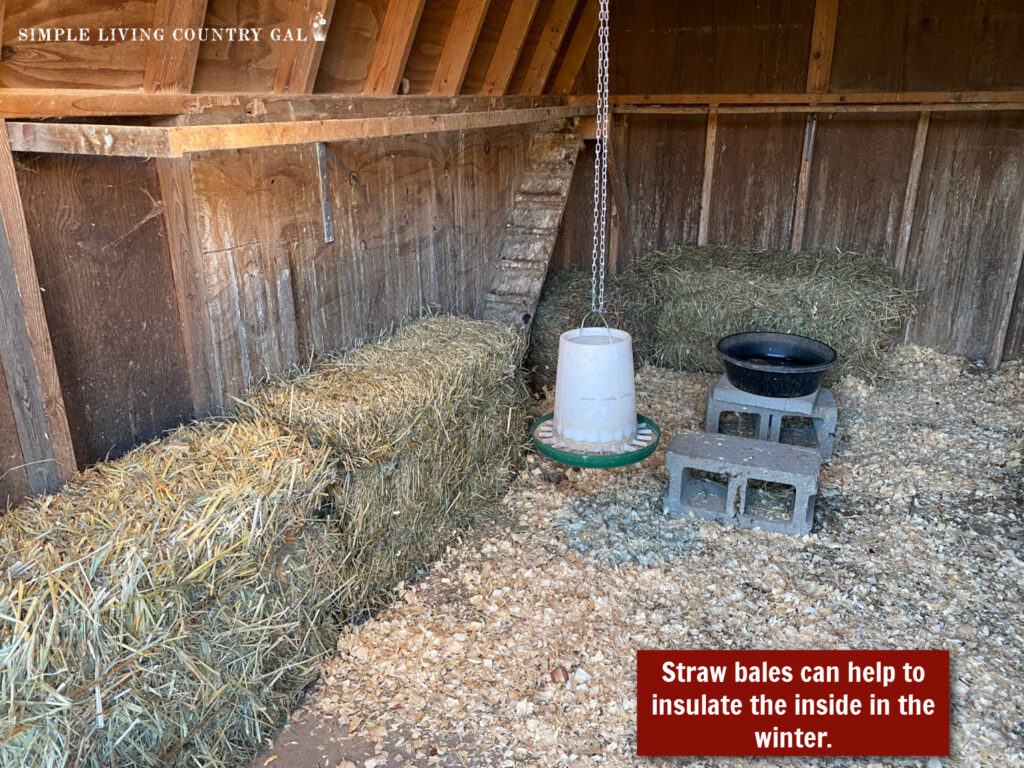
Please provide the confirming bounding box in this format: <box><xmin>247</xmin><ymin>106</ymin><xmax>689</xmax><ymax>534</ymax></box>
<box><xmin>6</xmin><ymin>125</ymin><xmax>529</xmax><ymax>474</ymax></box>
<box><xmin>555</xmin><ymin>0</ymin><xmax>1024</xmax><ymax>365</ymax></box>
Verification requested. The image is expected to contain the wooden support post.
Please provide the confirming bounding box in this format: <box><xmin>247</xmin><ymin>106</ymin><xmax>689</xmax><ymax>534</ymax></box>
<box><xmin>274</xmin><ymin>0</ymin><xmax>338</xmax><ymax>94</ymax></box>
<box><xmin>806</xmin><ymin>0</ymin><xmax>839</xmax><ymax>93</ymax></box>
<box><xmin>550</xmin><ymin>0</ymin><xmax>598</xmax><ymax>95</ymax></box>
<box><xmin>155</xmin><ymin>158</ymin><xmax>223</xmax><ymax>417</ymax></box>
<box><xmin>431</xmin><ymin>0</ymin><xmax>492</xmax><ymax>95</ymax></box>
<box><xmin>364</xmin><ymin>0</ymin><xmax>428</xmax><ymax>94</ymax></box>
<box><xmin>481</xmin><ymin>0</ymin><xmax>541</xmax><ymax>95</ymax></box>
<box><xmin>143</xmin><ymin>0</ymin><xmax>209</xmax><ymax>93</ymax></box>
<box><xmin>790</xmin><ymin>113</ymin><xmax>818</xmax><ymax>252</ymax></box>
<box><xmin>697</xmin><ymin>110</ymin><xmax>718</xmax><ymax>246</ymax></box>
<box><xmin>520</xmin><ymin>0</ymin><xmax>580</xmax><ymax>95</ymax></box>
<box><xmin>0</xmin><ymin>119</ymin><xmax>76</xmax><ymax>491</ymax></box>
<box><xmin>988</xmin><ymin>197</ymin><xmax>1024</xmax><ymax>368</ymax></box>
<box><xmin>895</xmin><ymin>111</ymin><xmax>930</xmax><ymax>273</ymax></box>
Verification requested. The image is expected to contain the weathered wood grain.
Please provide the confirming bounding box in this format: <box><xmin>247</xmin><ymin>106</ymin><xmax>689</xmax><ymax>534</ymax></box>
<box><xmin>0</xmin><ymin>118</ymin><xmax>75</xmax><ymax>488</ymax></box>
<box><xmin>902</xmin><ymin>112</ymin><xmax>1024</xmax><ymax>360</ymax></box>
<box><xmin>273</xmin><ymin>0</ymin><xmax>338</xmax><ymax>94</ymax></box>
<box><xmin>363</xmin><ymin>0</ymin><xmax>428</xmax><ymax>94</ymax></box>
<box><xmin>478</xmin><ymin>0</ymin><xmax>540</xmax><ymax>94</ymax></box>
<box><xmin>805</xmin><ymin>0</ymin><xmax>839</xmax><ymax>92</ymax></box>
<box><xmin>803</xmin><ymin>113</ymin><xmax>919</xmax><ymax>260</ymax></box>
<box><xmin>192</xmin><ymin>0</ymin><xmax>291</xmax><ymax>93</ymax></box>
<box><xmin>315</xmin><ymin>0</ymin><xmax>390</xmax><ymax>92</ymax></box>
<box><xmin>549</xmin><ymin>0</ymin><xmax>597</xmax><ymax>95</ymax></box>
<box><xmin>0</xmin><ymin>354</ymin><xmax>30</xmax><ymax>509</ymax></box>
<box><xmin>430</xmin><ymin>0</ymin><xmax>492</xmax><ymax>95</ymax></box>
<box><xmin>709</xmin><ymin>114</ymin><xmax>805</xmax><ymax>249</ymax></box>
<box><xmin>517</xmin><ymin>0</ymin><xmax>578</xmax><ymax>95</ymax></box>
<box><xmin>0</xmin><ymin>0</ymin><xmax>154</xmax><ymax>89</ymax></box>
<box><xmin>402</xmin><ymin>0</ymin><xmax>458</xmax><ymax>94</ymax></box>
<box><xmin>697</xmin><ymin>112</ymin><xmax>718</xmax><ymax>246</ymax></box>
<box><xmin>830</xmin><ymin>0</ymin><xmax>1024</xmax><ymax>92</ymax></box>
<box><xmin>15</xmin><ymin>153</ymin><xmax>193</xmax><ymax>465</ymax></box>
<box><xmin>143</xmin><ymin>0</ymin><xmax>209</xmax><ymax>93</ymax></box>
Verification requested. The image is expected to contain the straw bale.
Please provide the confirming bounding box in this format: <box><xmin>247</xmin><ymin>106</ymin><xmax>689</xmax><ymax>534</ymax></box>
<box><xmin>242</xmin><ymin>315</ymin><xmax>528</xmax><ymax>616</ymax></box>
<box><xmin>529</xmin><ymin>246</ymin><xmax>915</xmax><ymax>387</ymax></box>
<box><xmin>0</xmin><ymin>420</ymin><xmax>340</xmax><ymax>768</ymax></box>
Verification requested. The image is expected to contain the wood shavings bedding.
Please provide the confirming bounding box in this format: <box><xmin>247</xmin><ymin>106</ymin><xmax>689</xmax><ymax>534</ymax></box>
<box><xmin>257</xmin><ymin>345</ymin><xmax>1023</xmax><ymax>768</ymax></box>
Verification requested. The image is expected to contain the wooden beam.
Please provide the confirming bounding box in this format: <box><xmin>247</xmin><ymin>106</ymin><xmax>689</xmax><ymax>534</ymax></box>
<box><xmin>988</xmin><ymin>196</ymin><xmax>1024</xmax><ymax>368</ymax></box>
<box><xmin>550</xmin><ymin>0</ymin><xmax>598</xmax><ymax>95</ymax></box>
<box><xmin>480</xmin><ymin>0</ymin><xmax>540</xmax><ymax>95</ymax></box>
<box><xmin>790</xmin><ymin>114</ymin><xmax>818</xmax><ymax>251</ymax></box>
<box><xmin>155</xmin><ymin>158</ymin><xmax>223</xmax><ymax>416</ymax></box>
<box><xmin>615</xmin><ymin>102</ymin><xmax>1024</xmax><ymax>116</ymax></box>
<box><xmin>519</xmin><ymin>0</ymin><xmax>580</xmax><ymax>95</ymax></box>
<box><xmin>7</xmin><ymin>104</ymin><xmax>594</xmax><ymax>157</ymax></box>
<box><xmin>274</xmin><ymin>0</ymin><xmax>338</xmax><ymax>94</ymax></box>
<box><xmin>594</xmin><ymin>91</ymin><xmax>1024</xmax><ymax>106</ymax></box>
<box><xmin>806</xmin><ymin>0</ymin><xmax>839</xmax><ymax>93</ymax></box>
<box><xmin>143</xmin><ymin>0</ymin><xmax>209</xmax><ymax>93</ymax></box>
<box><xmin>363</xmin><ymin>0</ymin><xmax>428</xmax><ymax>95</ymax></box>
<box><xmin>895</xmin><ymin>112</ymin><xmax>930</xmax><ymax>273</ymax></box>
<box><xmin>430</xmin><ymin>0</ymin><xmax>492</xmax><ymax>95</ymax></box>
<box><xmin>0</xmin><ymin>119</ymin><xmax>76</xmax><ymax>492</ymax></box>
<box><xmin>697</xmin><ymin>111</ymin><xmax>718</xmax><ymax>246</ymax></box>
<box><xmin>1</xmin><ymin>89</ymin><xmax>1022</xmax><ymax>120</ymax></box>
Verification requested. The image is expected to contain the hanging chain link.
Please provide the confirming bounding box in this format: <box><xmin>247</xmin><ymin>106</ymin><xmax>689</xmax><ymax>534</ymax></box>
<box><xmin>589</xmin><ymin>0</ymin><xmax>611</xmax><ymax>316</ymax></box>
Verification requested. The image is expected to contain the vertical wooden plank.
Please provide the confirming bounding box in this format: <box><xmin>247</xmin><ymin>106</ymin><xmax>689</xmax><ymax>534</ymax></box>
<box><xmin>144</xmin><ymin>0</ymin><xmax>209</xmax><ymax>92</ymax></box>
<box><xmin>790</xmin><ymin>114</ymin><xmax>817</xmax><ymax>251</ymax></box>
<box><xmin>0</xmin><ymin>119</ymin><xmax>75</xmax><ymax>489</ymax></box>
<box><xmin>550</xmin><ymin>0</ymin><xmax>597</xmax><ymax>94</ymax></box>
<box><xmin>314</xmin><ymin>0</ymin><xmax>390</xmax><ymax>92</ymax></box>
<box><xmin>363</xmin><ymin>0</ymin><xmax>429</xmax><ymax>94</ymax></box>
<box><xmin>903</xmin><ymin>112</ymin><xmax>1024</xmax><ymax>360</ymax></box>
<box><xmin>518</xmin><ymin>0</ymin><xmax>579</xmax><ymax>94</ymax></box>
<box><xmin>697</xmin><ymin>111</ymin><xmax>718</xmax><ymax>246</ymax></box>
<box><xmin>988</xmin><ymin>198</ymin><xmax>1024</xmax><ymax>367</ymax></box>
<box><xmin>895</xmin><ymin>111</ymin><xmax>930</xmax><ymax>273</ymax></box>
<box><xmin>606</xmin><ymin>117</ymin><xmax>630</xmax><ymax>272</ymax></box>
<box><xmin>0</xmin><ymin>355</ymin><xmax>31</xmax><ymax>509</ymax></box>
<box><xmin>156</xmin><ymin>158</ymin><xmax>224</xmax><ymax>417</ymax></box>
<box><xmin>480</xmin><ymin>0</ymin><xmax>541</xmax><ymax>94</ymax></box>
<box><xmin>805</xmin><ymin>0</ymin><xmax>839</xmax><ymax>93</ymax></box>
<box><xmin>0</xmin><ymin>200</ymin><xmax>60</xmax><ymax>493</ymax></box>
<box><xmin>274</xmin><ymin>0</ymin><xmax>339</xmax><ymax>94</ymax></box>
<box><xmin>430</xmin><ymin>0</ymin><xmax>492</xmax><ymax>95</ymax></box>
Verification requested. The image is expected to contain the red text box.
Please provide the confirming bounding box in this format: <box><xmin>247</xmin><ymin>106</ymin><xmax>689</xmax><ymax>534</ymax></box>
<box><xmin>637</xmin><ymin>650</ymin><xmax>949</xmax><ymax>756</ymax></box>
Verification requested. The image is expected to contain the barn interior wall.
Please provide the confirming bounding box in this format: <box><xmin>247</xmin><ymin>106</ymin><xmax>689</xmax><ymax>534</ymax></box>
<box><xmin>555</xmin><ymin>0</ymin><xmax>1024</xmax><ymax>364</ymax></box>
<box><xmin>9</xmin><ymin>125</ymin><xmax>529</xmax><ymax>467</ymax></box>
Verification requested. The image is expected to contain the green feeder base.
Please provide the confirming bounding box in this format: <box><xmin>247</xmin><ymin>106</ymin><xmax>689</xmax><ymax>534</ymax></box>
<box><xmin>530</xmin><ymin>413</ymin><xmax>661</xmax><ymax>469</ymax></box>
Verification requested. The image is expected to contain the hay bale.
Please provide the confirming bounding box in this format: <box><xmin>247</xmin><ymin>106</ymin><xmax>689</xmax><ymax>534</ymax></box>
<box><xmin>0</xmin><ymin>420</ymin><xmax>341</xmax><ymax>768</ymax></box>
<box><xmin>0</xmin><ymin>315</ymin><xmax>527</xmax><ymax>768</ymax></box>
<box><xmin>242</xmin><ymin>315</ymin><xmax>527</xmax><ymax>616</ymax></box>
<box><xmin>529</xmin><ymin>247</ymin><xmax>915</xmax><ymax>385</ymax></box>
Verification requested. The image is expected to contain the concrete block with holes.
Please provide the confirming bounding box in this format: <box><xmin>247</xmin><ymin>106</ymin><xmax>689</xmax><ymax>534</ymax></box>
<box><xmin>664</xmin><ymin>432</ymin><xmax>820</xmax><ymax>536</ymax></box>
<box><xmin>705</xmin><ymin>375</ymin><xmax>838</xmax><ymax>460</ymax></box>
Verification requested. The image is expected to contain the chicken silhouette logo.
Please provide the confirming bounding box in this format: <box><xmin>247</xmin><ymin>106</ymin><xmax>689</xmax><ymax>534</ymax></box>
<box><xmin>311</xmin><ymin>12</ymin><xmax>328</xmax><ymax>42</ymax></box>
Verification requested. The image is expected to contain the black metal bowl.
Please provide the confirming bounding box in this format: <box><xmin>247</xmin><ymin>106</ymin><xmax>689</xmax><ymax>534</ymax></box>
<box><xmin>716</xmin><ymin>332</ymin><xmax>837</xmax><ymax>398</ymax></box>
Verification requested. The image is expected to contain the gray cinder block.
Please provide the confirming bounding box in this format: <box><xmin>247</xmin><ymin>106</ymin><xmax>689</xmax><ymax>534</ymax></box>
<box><xmin>705</xmin><ymin>376</ymin><xmax>838</xmax><ymax>460</ymax></box>
<box><xmin>664</xmin><ymin>432</ymin><xmax>820</xmax><ymax>536</ymax></box>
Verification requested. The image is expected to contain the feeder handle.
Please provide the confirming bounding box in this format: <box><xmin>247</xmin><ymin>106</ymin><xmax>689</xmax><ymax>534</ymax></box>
<box><xmin>579</xmin><ymin>309</ymin><xmax>611</xmax><ymax>334</ymax></box>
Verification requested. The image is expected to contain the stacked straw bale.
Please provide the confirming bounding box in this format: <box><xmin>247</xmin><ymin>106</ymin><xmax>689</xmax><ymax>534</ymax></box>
<box><xmin>0</xmin><ymin>420</ymin><xmax>339</xmax><ymax>767</ymax></box>
<box><xmin>0</xmin><ymin>315</ymin><xmax>526</xmax><ymax>768</ymax></box>
<box><xmin>528</xmin><ymin>246</ymin><xmax>915</xmax><ymax>387</ymax></box>
<box><xmin>243</xmin><ymin>315</ymin><xmax>528</xmax><ymax>616</ymax></box>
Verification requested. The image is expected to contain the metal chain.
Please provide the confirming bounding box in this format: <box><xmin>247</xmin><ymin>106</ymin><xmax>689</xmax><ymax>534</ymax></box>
<box><xmin>590</xmin><ymin>0</ymin><xmax>611</xmax><ymax>315</ymax></box>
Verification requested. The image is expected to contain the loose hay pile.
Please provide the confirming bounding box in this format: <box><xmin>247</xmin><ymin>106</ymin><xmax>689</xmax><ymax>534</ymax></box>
<box><xmin>0</xmin><ymin>315</ymin><xmax>526</xmax><ymax>768</ymax></box>
<box><xmin>243</xmin><ymin>315</ymin><xmax>528</xmax><ymax>616</ymax></box>
<box><xmin>528</xmin><ymin>246</ymin><xmax>915</xmax><ymax>387</ymax></box>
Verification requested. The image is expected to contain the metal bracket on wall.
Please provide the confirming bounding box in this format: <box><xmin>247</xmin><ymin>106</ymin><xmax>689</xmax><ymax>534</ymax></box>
<box><xmin>316</xmin><ymin>141</ymin><xmax>335</xmax><ymax>244</ymax></box>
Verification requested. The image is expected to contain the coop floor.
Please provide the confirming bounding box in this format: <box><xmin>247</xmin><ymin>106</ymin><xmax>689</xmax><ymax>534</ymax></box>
<box><xmin>256</xmin><ymin>346</ymin><xmax>1022</xmax><ymax>768</ymax></box>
